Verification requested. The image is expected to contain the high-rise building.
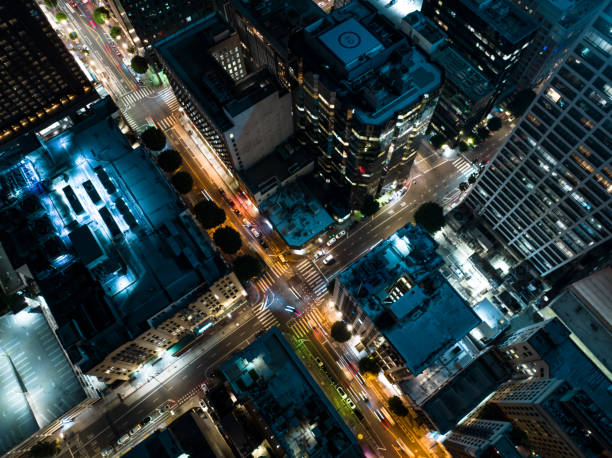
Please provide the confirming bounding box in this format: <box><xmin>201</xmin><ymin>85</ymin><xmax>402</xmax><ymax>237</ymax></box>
<box><xmin>540</xmin><ymin>267</ymin><xmax>612</xmax><ymax>379</ymax></box>
<box><xmin>421</xmin><ymin>0</ymin><xmax>538</xmax><ymax>105</ymax></box>
<box><xmin>0</xmin><ymin>1</ymin><xmax>95</xmax><ymax>146</ymax></box>
<box><xmin>498</xmin><ymin>318</ymin><xmax>611</xmax><ymax>412</ymax></box>
<box><xmin>443</xmin><ymin>419</ymin><xmax>522</xmax><ymax>458</ymax></box>
<box><xmin>103</xmin><ymin>0</ymin><xmax>218</xmax><ymax>48</ymax></box>
<box><xmin>509</xmin><ymin>0</ymin><xmax>598</xmax><ymax>89</ymax></box>
<box><xmin>293</xmin><ymin>1</ymin><xmax>442</xmax><ymax>208</ymax></box>
<box><xmin>466</xmin><ymin>1</ymin><xmax>612</xmax><ymax>278</ymax></box>
<box><xmin>224</xmin><ymin>0</ymin><xmax>326</xmax><ymax>88</ymax></box>
<box><xmin>155</xmin><ymin>13</ymin><xmax>294</xmax><ymax>171</ymax></box>
<box><xmin>491</xmin><ymin>378</ymin><xmax>612</xmax><ymax>458</ymax></box>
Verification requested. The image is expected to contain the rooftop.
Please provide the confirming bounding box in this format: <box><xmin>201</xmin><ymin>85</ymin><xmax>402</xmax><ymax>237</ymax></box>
<box><xmin>402</xmin><ymin>11</ymin><xmax>447</xmax><ymax>46</ymax></box>
<box><xmin>339</xmin><ymin>224</ymin><xmax>480</xmax><ymax>374</ymax></box>
<box><xmin>298</xmin><ymin>1</ymin><xmax>442</xmax><ymax>125</ymax></box>
<box><xmin>432</xmin><ymin>46</ymin><xmax>493</xmax><ymax>102</ymax></box>
<box><xmin>220</xmin><ymin>327</ymin><xmax>363</xmax><ymax>457</ymax></box>
<box><xmin>463</xmin><ymin>0</ymin><xmax>539</xmax><ymax>44</ymax></box>
<box><xmin>259</xmin><ymin>179</ymin><xmax>333</xmax><ymax>247</ymax></box>
<box><xmin>0</xmin><ymin>309</ymin><xmax>90</xmax><ymax>455</ymax></box>
<box><xmin>155</xmin><ymin>14</ymin><xmax>281</xmax><ymax>132</ymax></box>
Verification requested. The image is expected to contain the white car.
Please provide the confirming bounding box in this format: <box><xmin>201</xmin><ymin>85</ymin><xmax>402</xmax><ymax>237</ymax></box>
<box><xmin>323</xmin><ymin>254</ymin><xmax>335</xmax><ymax>265</ymax></box>
<box><xmin>347</xmin><ymin>399</ymin><xmax>357</xmax><ymax>410</ymax></box>
<box><xmin>337</xmin><ymin>229</ymin><xmax>346</xmax><ymax>237</ymax></box>
<box><xmin>250</xmin><ymin>227</ymin><xmax>261</xmax><ymax>238</ymax></box>
<box><xmin>117</xmin><ymin>434</ymin><xmax>130</xmax><ymax>445</ymax></box>
<box><xmin>101</xmin><ymin>447</ymin><xmax>113</xmax><ymax>456</ymax></box>
<box><xmin>326</xmin><ymin>237</ymin><xmax>337</xmax><ymax>247</ymax></box>
<box><xmin>337</xmin><ymin>386</ymin><xmax>348</xmax><ymax>399</ymax></box>
<box><xmin>313</xmin><ymin>249</ymin><xmax>325</xmax><ymax>260</ymax></box>
<box><xmin>129</xmin><ymin>424</ymin><xmax>141</xmax><ymax>436</ymax></box>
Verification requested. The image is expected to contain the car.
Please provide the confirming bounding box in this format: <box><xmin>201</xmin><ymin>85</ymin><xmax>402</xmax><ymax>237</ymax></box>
<box><xmin>323</xmin><ymin>254</ymin><xmax>335</xmax><ymax>265</ymax></box>
<box><xmin>117</xmin><ymin>434</ymin><xmax>130</xmax><ymax>445</ymax></box>
<box><xmin>313</xmin><ymin>249</ymin><xmax>325</xmax><ymax>261</ymax></box>
<box><xmin>315</xmin><ymin>357</ymin><xmax>324</xmax><ymax>367</ymax></box>
<box><xmin>101</xmin><ymin>446</ymin><xmax>114</xmax><ymax>456</ymax></box>
<box><xmin>140</xmin><ymin>416</ymin><xmax>152</xmax><ymax>427</ymax></box>
<box><xmin>89</xmin><ymin>19</ymin><xmax>97</xmax><ymax>29</ymax></box>
<box><xmin>129</xmin><ymin>424</ymin><xmax>141</xmax><ymax>435</ymax></box>
<box><xmin>233</xmin><ymin>208</ymin><xmax>241</xmax><ymax>216</ymax></box>
<box><xmin>347</xmin><ymin>399</ymin><xmax>357</xmax><ymax>409</ymax></box>
<box><xmin>326</xmin><ymin>237</ymin><xmax>336</xmax><ymax>247</ymax></box>
<box><xmin>242</xmin><ymin>218</ymin><xmax>252</xmax><ymax>228</ymax></box>
<box><xmin>199</xmin><ymin>399</ymin><xmax>208</xmax><ymax>411</ymax></box>
<box><xmin>136</xmin><ymin>78</ymin><xmax>144</xmax><ymax>86</ymax></box>
<box><xmin>336</xmin><ymin>387</ymin><xmax>347</xmax><ymax>399</ymax></box>
<box><xmin>68</xmin><ymin>0</ymin><xmax>78</xmax><ymax>7</ymax></box>
<box><xmin>337</xmin><ymin>229</ymin><xmax>346</xmax><ymax>237</ymax></box>
<box><xmin>353</xmin><ymin>409</ymin><xmax>364</xmax><ymax>421</ymax></box>
<box><xmin>250</xmin><ymin>227</ymin><xmax>260</xmax><ymax>238</ymax></box>
<box><xmin>259</xmin><ymin>239</ymin><xmax>268</xmax><ymax>248</ymax></box>
<box><xmin>110</xmin><ymin>44</ymin><xmax>122</xmax><ymax>57</ymax></box>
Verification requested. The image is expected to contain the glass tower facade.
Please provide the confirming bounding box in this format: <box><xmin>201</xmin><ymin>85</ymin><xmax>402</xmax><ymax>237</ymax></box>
<box><xmin>467</xmin><ymin>1</ymin><xmax>612</xmax><ymax>277</ymax></box>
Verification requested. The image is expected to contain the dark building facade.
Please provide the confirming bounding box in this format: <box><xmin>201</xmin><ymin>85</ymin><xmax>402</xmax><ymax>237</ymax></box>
<box><xmin>105</xmin><ymin>0</ymin><xmax>218</xmax><ymax>48</ymax></box>
<box><xmin>0</xmin><ymin>1</ymin><xmax>95</xmax><ymax>145</ymax></box>
<box><xmin>421</xmin><ymin>0</ymin><xmax>538</xmax><ymax>106</ymax></box>
<box><xmin>292</xmin><ymin>1</ymin><xmax>441</xmax><ymax>209</ymax></box>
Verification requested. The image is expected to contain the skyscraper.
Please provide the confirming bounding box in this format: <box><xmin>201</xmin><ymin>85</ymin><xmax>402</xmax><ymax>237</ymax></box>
<box><xmin>0</xmin><ymin>1</ymin><xmax>95</xmax><ymax>145</ymax></box>
<box><xmin>292</xmin><ymin>1</ymin><xmax>441</xmax><ymax>208</ymax></box>
<box><xmin>509</xmin><ymin>0</ymin><xmax>597</xmax><ymax>89</ymax></box>
<box><xmin>467</xmin><ymin>1</ymin><xmax>612</xmax><ymax>277</ymax></box>
<box><xmin>421</xmin><ymin>0</ymin><xmax>538</xmax><ymax>105</ymax></box>
<box><xmin>103</xmin><ymin>0</ymin><xmax>218</xmax><ymax>48</ymax></box>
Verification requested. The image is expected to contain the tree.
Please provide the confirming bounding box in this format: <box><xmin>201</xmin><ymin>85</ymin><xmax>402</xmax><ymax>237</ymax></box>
<box><xmin>44</xmin><ymin>0</ymin><xmax>58</xmax><ymax>7</ymax></box>
<box><xmin>130</xmin><ymin>55</ymin><xmax>149</xmax><ymax>74</ymax></box>
<box><xmin>459</xmin><ymin>182</ymin><xmax>469</xmax><ymax>192</ymax></box>
<box><xmin>330</xmin><ymin>321</ymin><xmax>351</xmax><ymax>343</ymax></box>
<box><xmin>127</xmin><ymin>45</ymin><xmax>136</xmax><ymax>55</ymax></box>
<box><xmin>430</xmin><ymin>134</ymin><xmax>447</xmax><ymax>149</ymax></box>
<box><xmin>68</xmin><ymin>31</ymin><xmax>78</xmax><ymax>40</ymax></box>
<box><xmin>487</xmin><ymin>116</ymin><xmax>502</xmax><ymax>131</ymax></box>
<box><xmin>29</xmin><ymin>440</ymin><xmax>60</xmax><ymax>458</ymax></box>
<box><xmin>387</xmin><ymin>396</ymin><xmax>409</xmax><ymax>417</ymax></box>
<box><xmin>358</xmin><ymin>355</ymin><xmax>379</xmax><ymax>375</ymax></box>
<box><xmin>157</xmin><ymin>149</ymin><xmax>182</xmax><ymax>173</ymax></box>
<box><xmin>170</xmin><ymin>172</ymin><xmax>193</xmax><ymax>194</ymax></box>
<box><xmin>109</xmin><ymin>26</ymin><xmax>122</xmax><ymax>39</ymax></box>
<box><xmin>93</xmin><ymin>7</ymin><xmax>110</xmax><ymax>25</ymax></box>
<box><xmin>360</xmin><ymin>195</ymin><xmax>379</xmax><ymax>217</ymax></box>
<box><xmin>233</xmin><ymin>255</ymin><xmax>263</xmax><ymax>282</ymax></box>
<box><xmin>458</xmin><ymin>141</ymin><xmax>469</xmax><ymax>152</ymax></box>
<box><xmin>414</xmin><ymin>202</ymin><xmax>445</xmax><ymax>234</ymax></box>
<box><xmin>140</xmin><ymin>126</ymin><xmax>166</xmax><ymax>150</ymax></box>
<box><xmin>194</xmin><ymin>200</ymin><xmax>226</xmax><ymax>229</ymax></box>
<box><xmin>213</xmin><ymin>227</ymin><xmax>242</xmax><ymax>254</ymax></box>
<box><xmin>476</xmin><ymin>126</ymin><xmax>490</xmax><ymax>142</ymax></box>
<box><xmin>468</xmin><ymin>173</ymin><xmax>478</xmax><ymax>185</ymax></box>
<box><xmin>507</xmin><ymin>89</ymin><xmax>536</xmax><ymax>117</ymax></box>
<box><xmin>55</xmin><ymin>12</ymin><xmax>67</xmax><ymax>22</ymax></box>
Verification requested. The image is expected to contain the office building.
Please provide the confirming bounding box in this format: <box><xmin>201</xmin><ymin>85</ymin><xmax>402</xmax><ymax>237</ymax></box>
<box><xmin>443</xmin><ymin>419</ymin><xmax>522</xmax><ymax>458</ymax></box>
<box><xmin>225</xmin><ymin>0</ymin><xmax>326</xmax><ymax>88</ymax></box>
<box><xmin>155</xmin><ymin>14</ymin><xmax>293</xmax><ymax>171</ymax></box>
<box><xmin>467</xmin><ymin>2</ymin><xmax>611</xmax><ymax>277</ymax></box>
<box><xmin>0</xmin><ymin>1</ymin><xmax>95</xmax><ymax>146</ymax></box>
<box><xmin>220</xmin><ymin>327</ymin><xmax>364</xmax><ymax>457</ymax></box>
<box><xmin>331</xmin><ymin>223</ymin><xmax>480</xmax><ymax>384</ymax></box>
<box><xmin>510</xmin><ymin>0</ymin><xmax>597</xmax><ymax>89</ymax></box>
<box><xmin>401</xmin><ymin>11</ymin><xmax>494</xmax><ymax>144</ymax></box>
<box><xmin>498</xmin><ymin>318</ymin><xmax>611</xmax><ymax>412</ymax></box>
<box><xmin>293</xmin><ymin>1</ymin><xmax>442</xmax><ymax>208</ymax></box>
<box><xmin>421</xmin><ymin>0</ymin><xmax>538</xmax><ymax>105</ymax></box>
<box><xmin>103</xmin><ymin>0</ymin><xmax>218</xmax><ymax>48</ymax></box>
<box><xmin>491</xmin><ymin>378</ymin><xmax>612</xmax><ymax>458</ymax></box>
<box><xmin>540</xmin><ymin>267</ymin><xmax>612</xmax><ymax>379</ymax></box>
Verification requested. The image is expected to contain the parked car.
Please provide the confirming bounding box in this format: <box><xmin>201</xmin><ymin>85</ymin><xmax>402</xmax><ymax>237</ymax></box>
<box><xmin>347</xmin><ymin>399</ymin><xmax>357</xmax><ymax>409</ymax></box>
<box><xmin>101</xmin><ymin>447</ymin><xmax>113</xmax><ymax>456</ymax></box>
<box><xmin>139</xmin><ymin>416</ymin><xmax>152</xmax><ymax>427</ymax></box>
<box><xmin>250</xmin><ymin>227</ymin><xmax>261</xmax><ymax>238</ymax></box>
<box><xmin>326</xmin><ymin>237</ymin><xmax>336</xmax><ymax>247</ymax></box>
<box><xmin>315</xmin><ymin>357</ymin><xmax>324</xmax><ymax>367</ymax></box>
<box><xmin>129</xmin><ymin>424</ymin><xmax>141</xmax><ymax>435</ymax></box>
<box><xmin>323</xmin><ymin>254</ymin><xmax>335</xmax><ymax>265</ymax></box>
<box><xmin>313</xmin><ymin>249</ymin><xmax>325</xmax><ymax>260</ymax></box>
<box><xmin>117</xmin><ymin>434</ymin><xmax>130</xmax><ymax>445</ymax></box>
<box><xmin>336</xmin><ymin>386</ymin><xmax>347</xmax><ymax>399</ymax></box>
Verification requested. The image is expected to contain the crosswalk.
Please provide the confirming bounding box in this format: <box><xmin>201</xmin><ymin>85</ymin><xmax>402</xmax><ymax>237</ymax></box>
<box><xmin>253</xmin><ymin>261</ymin><xmax>290</xmax><ymax>292</ymax></box>
<box><xmin>252</xmin><ymin>302</ymin><xmax>280</xmax><ymax>330</ymax></box>
<box><xmin>158</xmin><ymin>113</ymin><xmax>180</xmax><ymax>130</ymax></box>
<box><xmin>122</xmin><ymin>111</ymin><xmax>147</xmax><ymax>132</ymax></box>
<box><xmin>159</xmin><ymin>86</ymin><xmax>181</xmax><ymax>112</ymax></box>
<box><xmin>288</xmin><ymin>308</ymin><xmax>328</xmax><ymax>338</ymax></box>
<box><xmin>119</xmin><ymin>85</ymin><xmax>157</xmax><ymax>107</ymax></box>
<box><xmin>451</xmin><ymin>157</ymin><xmax>475</xmax><ymax>178</ymax></box>
<box><xmin>295</xmin><ymin>259</ymin><xmax>329</xmax><ymax>301</ymax></box>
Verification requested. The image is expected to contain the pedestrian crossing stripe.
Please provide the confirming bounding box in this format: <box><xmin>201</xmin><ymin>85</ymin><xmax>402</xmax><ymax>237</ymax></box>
<box><xmin>253</xmin><ymin>307</ymin><xmax>279</xmax><ymax>329</ymax></box>
<box><xmin>120</xmin><ymin>86</ymin><xmax>156</xmax><ymax>106</ymax></box>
